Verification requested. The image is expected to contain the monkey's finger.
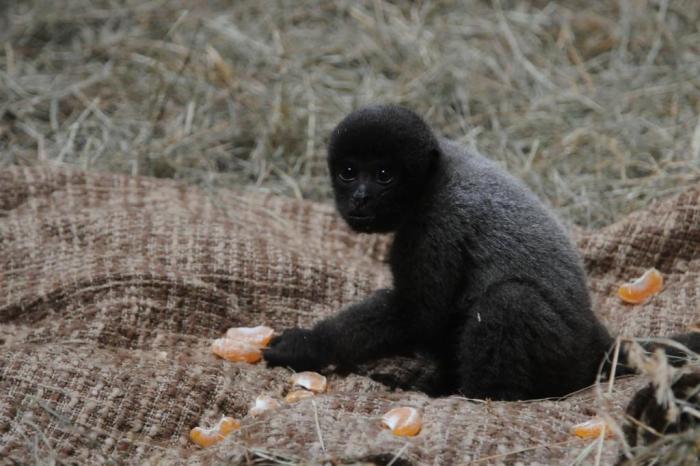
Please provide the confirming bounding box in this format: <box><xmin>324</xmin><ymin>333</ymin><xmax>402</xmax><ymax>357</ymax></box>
<box><xmin>261</xmin><ymin>347</ymin><xmax>289</xmax><ymax>367</ymax></box>
<box><xmin>267</xmin><ymin>335</ymin><xmax>283</xmax><ymax>348</ymax></box>
<box><xmin>268</xmin><ymin>327</ymin><xmax>302</xmax><ymax>348</ymax></box>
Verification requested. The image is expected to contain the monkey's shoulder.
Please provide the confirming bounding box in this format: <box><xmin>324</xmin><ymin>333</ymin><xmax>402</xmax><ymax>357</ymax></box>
<box><xmin>437</xmin><ymin>141</ymin><xmax>570</xmax><ymax>236</ymax></box>
<box><xmin>424</xmin><ymin>141</ymin><xmax>581</xmax><ymax>270</ymax></box>
<box><xmin>439</xmin><ymin>142</ymin><xmax>538</xmax><ymax>209</ymax></box>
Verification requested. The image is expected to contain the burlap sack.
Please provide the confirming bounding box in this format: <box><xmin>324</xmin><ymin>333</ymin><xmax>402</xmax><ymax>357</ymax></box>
<box><xmin>1</xmin><ymin>166</ymin><xmax>698</xmax><ymax>464</ymax></box>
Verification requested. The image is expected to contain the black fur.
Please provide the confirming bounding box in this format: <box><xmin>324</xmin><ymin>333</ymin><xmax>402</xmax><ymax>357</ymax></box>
<box><xmin>263</xmin><ymin>105</ymin><xmax>698</xmax><ymax>400</ymax></box>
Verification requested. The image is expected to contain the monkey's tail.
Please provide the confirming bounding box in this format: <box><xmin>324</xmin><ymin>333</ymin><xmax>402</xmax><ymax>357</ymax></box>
<box><xmin>604</xmin><ymin>332</ymin><xmax>700</xmax><ymax>378</ymax></box>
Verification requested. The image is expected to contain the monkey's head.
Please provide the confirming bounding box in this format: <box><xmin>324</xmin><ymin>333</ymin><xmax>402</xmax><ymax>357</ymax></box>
<box><xmin>327</xmin><ymin>105</ymin><xmax>440</xmax><ymax>233</ymax></box>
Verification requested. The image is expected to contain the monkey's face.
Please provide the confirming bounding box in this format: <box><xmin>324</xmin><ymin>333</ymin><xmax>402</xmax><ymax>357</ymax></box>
<box><xmin>327</xmin><ymin>105</ymin><xmax>440</xmax><ymax>233</ymax></box>
<box><xmin>329</xmin><ymin>157</ymin><xmax>408</xmax><ymax>233</ymax></box>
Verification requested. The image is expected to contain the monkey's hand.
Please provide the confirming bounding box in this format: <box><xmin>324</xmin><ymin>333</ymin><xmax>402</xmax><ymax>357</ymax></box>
<box><xmin>262</xmin><ymin>328</ymin><xmax>327</xmax><ymax>371</ymax></box>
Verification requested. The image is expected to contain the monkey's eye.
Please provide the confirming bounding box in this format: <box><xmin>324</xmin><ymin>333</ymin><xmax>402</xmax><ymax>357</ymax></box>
<box><xmin>376</xmin><ymin>168</ymin><xmax>394</xmax><ymax>185</ymax></box>
<box><xmin>338</xmin><ymin>166</ymin><xmax>356</xmax><ymax>182</ymax></box>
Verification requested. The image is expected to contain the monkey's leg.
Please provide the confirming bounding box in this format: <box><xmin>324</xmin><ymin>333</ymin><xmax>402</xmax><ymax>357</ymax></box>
<box><xmin>368</xmin><ymin>353</ymin><xmax>456</xmax><ymax>397</ymax></box>
<box><xmin>455</xmin><ymin>281</ymin><xmax>579</xmax><ymax>401</ymax></box>
<box><xmin>263</xmin><ymin>289</ymin><xmax>414</xmax><ymax>371</ymax></box>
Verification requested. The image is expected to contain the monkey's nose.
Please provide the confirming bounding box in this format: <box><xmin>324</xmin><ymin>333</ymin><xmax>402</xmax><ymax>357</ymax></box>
<box><xmin>351</xmin><ymin>194</ymin><xmax>369</xmax><ymax>209</ymax></box>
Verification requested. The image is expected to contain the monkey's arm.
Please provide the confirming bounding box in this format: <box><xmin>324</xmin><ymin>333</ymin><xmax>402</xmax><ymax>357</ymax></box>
<box><xmin>263</xmin><ymin>289</ymin><xmax>412</xmax><ymax>371</ymax></box>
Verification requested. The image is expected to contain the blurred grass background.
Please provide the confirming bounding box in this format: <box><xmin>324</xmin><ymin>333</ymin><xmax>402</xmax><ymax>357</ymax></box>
<box><xmin>1</xmin><ymin>0</ymin><xmax>700</xmax><ymax>228</ymax></box>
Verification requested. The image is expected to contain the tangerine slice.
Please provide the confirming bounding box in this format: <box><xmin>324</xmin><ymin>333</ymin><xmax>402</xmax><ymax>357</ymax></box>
<box><xmin>225</xmin><ymin>325</ymin><xmax>275</xmax><ymax>347</ymax></box>
<box><xmin>189</xmin><ymin>416</ymin><xmax>240</xmax><ymax>447</ymax></box>
<box><xmin>570</xmin><ymin>416</ymin><xmax>613</xmax><ymax>439</ymax></box>
<box><xmin>618</xmin><ymin>268</ymin><xmax>663</xmax><ymax>304</ymax></box>
<box><xmin>289</xmin><ymin>371</ymin><xmax>327</xmax><ymax>393</ymax></box>
<box><xmin>249</xmin><ymin>395</ymin><xmax>282</xmax><ymax>416</ymax></box>
<box><xmin>284</xmin><ymin>389</ymin><xmax>314</xmax><ymax>403</ymax></box>
<box><xmin>211</xmin><ymin>338</ymin><xmax>262</xmax><ymax>363</ymax></box>
<box><xmin>381</xmin><ymin>407</ymin><xmax>422</xmax><ymax>436</ymax></box>
<box><xmin>217</xmin><ymin>416</ymin><xmax>240</xmax><ymax>436</ymax></box>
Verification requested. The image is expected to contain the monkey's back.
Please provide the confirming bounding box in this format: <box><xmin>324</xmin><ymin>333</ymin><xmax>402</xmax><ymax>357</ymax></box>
<box><xmin>415</xmin><ymin>139</ymin><xmax>614</xmax><ymax>396</ymax></box>
<box><xmin>434</xmin><ymin>140</ymin><xmax>586</xmax><ymax>299</ymax></box>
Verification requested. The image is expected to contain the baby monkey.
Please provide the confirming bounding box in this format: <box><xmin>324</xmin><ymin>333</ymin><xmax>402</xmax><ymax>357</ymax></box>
<box><xmin>263</xmin><ymin>105</ymin><xmax>698</xmax><ymax>400</ymax></box>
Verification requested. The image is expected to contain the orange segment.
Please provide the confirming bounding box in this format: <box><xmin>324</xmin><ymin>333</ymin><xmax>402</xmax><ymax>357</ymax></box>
<box><xmin>249</xmin><ymin>395</ymin><xmax>282</xmax><ymax>416</ymax></box>
<box><xmin>284</xmin><ymin>389</ymin><xmax>314</xmax><ymax>403</ymax></box>
<box><xmin>289</xmin><ymin>371</ymin><xmax>327</xmax><ymax>393</ymax></box>
<box><xmin>225</xmin><ymin>325</ymin><xmax>275</xmax><ymax>347</ymax></box>
<box><xmin>189</xmin><ymin>416</ymin><xmax>240</xmax><ymax>447</ymax></box>
<box><xmin>217</xmin><ymin>416</ymin><xmax>241</xmax><ymax>436</ymax></box>
<box><xmin>618</xmin><ymin>268</ymin><xmax>663</xmax><ymax>304</ymax></box>
<box><xmin>381</xmin><ymin>407</ymin><xmax>422</xmax><ymax>436</ymax></box>
<box><xmin>571</xmin><ymin>416</ymin><xmax>613</xmax><ymax>439</ymax></box>
<box><xmin>190</xmin><ymin>427</ymin><xmax>223</xmax><ymax>448</ymax></box>
<box><xmin>211</xmin><ymin>338</ymin><xmax>262</xmax><ymax>363</ymax></box>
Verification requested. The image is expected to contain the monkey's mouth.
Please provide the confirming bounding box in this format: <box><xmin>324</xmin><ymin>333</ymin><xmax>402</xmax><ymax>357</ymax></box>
<box><xmin>344</xmin><ymin>214</ymin><xmax>377</xmax><ymax>231</ymax></box>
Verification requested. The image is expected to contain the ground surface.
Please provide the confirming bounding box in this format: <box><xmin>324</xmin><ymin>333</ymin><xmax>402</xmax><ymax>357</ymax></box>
<box><xmin>1</xmin><ymin>166</ymin><xmax>698</xmax><ymax>465</ymax></box>
<box><xmin>2</xmin><ymin>0</ymin><xmax>700</xmax><ymax>227</ymax></box>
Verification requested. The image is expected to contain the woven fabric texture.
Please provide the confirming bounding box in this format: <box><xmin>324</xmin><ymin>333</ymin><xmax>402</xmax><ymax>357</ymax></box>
<box><xmin>1</xmin><ymin>166</ymin><xmax>698</xmax><ymax>465</ymax></box>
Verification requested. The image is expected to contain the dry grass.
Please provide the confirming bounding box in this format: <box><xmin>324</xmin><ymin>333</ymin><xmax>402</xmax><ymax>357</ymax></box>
<box><xmin>2</xmin><ymin>0</ymin><xmax>700</xmax><ymax>227</ymax></box>
<box><xmin>588</xmin><ymin>338</ymin><xmax>700</xmax><ymax>466</ymax></box>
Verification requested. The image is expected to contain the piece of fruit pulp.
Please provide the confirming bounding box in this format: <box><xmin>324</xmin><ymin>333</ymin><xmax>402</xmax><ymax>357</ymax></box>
<box><xmin>225</xmin><ymin>325</ymin><xmax>274</xmax><ymax>347</ymax></box>
<box><xmin>285</xmin><ymin>389</ymin><xmax>314</xmax><ymax>403</ymax></box>
<box><xmin>381</xmin><ymin>407</ymin><xmax>422</xmax><ymax>436</ymax></box>
<box><xmin>211</xmin><ymin>338</ymin><xmax>262</xmax><ymax>363</ymax></box>
<box><xmin>189</xmin><ymin>416</ymin><xmax>240</xmax><ymax>447</ymax></box>
<box><xmin>571</xmin><ymin>417</ymin><xmax>613</xmax><ymax>439</ymax></box>
<box><xmin>250</xmin><ymin>395</ymin><xmax>281</xmax><ymax>416</ymax></box>
<box><xmin>618</xmin><ymin>268</ymin><xmax>663</xmax><ymax>304</ymax></box>
<box><xmin>289</xmin><ymin>371</ymin><xmax>327</xmax><ymax>393</ymax></box>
